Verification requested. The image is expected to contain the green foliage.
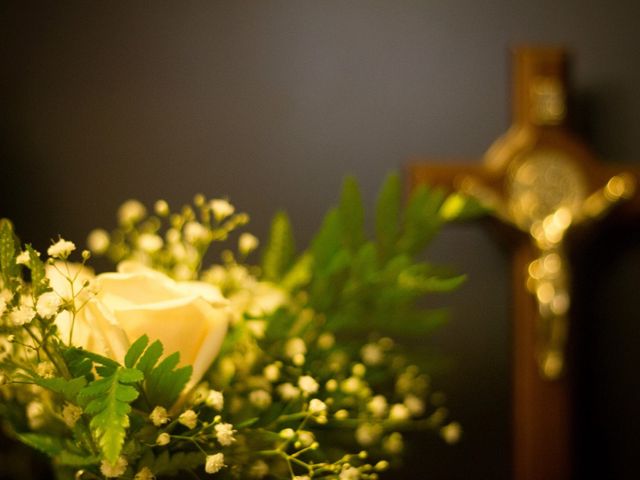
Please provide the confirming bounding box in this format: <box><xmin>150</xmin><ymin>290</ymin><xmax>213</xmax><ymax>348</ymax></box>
<box><xmin>261</xmin><ymin>210</ymin><xmax>296</xmax><ymax>281</ymax></box>
<box><xmin>272</xmin><ymin>173</ymin><xmax>480</xmax><ymax>340</ymax></box>
<box><xmin>127</xmin><ymin>335</ymin><xmax>192</xmax><ymax>408</ymax></box>
<box><xmin>0</xmin><ymin>219</ymin><xmax>19</xmax><ymax>290</ymax></box>
<box><xmin>78</xmin><ymin>367</ymin><xmax>143</xmax><ymax>463</ymax></box>
<box><xmin>139</xmin><ymin>450</ymin><xmax>204</xmax><ymax>476</ymax></box>
<box><xmin>27</xmin><ymin>375</ymin><xmax>87</xmax><ymax>403</ymax></box>
<box><xmin>25</xmin><ymin>244</ymin><xmax>48</xmax><ymax>295</ymax></box>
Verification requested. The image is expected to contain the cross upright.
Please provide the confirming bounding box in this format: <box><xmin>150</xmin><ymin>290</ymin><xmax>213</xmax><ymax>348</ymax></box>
<box><xmin>407</xmin><ymin>46</ymin><xmax>640</xmax><ymax>480</ymax></box>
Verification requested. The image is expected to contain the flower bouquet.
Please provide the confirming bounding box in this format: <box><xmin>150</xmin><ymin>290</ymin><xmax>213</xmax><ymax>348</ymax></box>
<box><xmin>0</xmin><ymin>174</ymin><xmax>479</xmax><ymax>479</ymax></box>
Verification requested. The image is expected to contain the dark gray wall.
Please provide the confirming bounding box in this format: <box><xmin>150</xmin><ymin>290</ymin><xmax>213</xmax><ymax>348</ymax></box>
<box><xmin>1</xmin><ymin>2</ymin><xmax>639</xmax><ymax>479</ymax></box>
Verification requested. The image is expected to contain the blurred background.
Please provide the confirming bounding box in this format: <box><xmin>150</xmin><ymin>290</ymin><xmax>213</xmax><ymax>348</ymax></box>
<box><xmin>1</xmin><ymin>2</ymin><xmax>639</xmax><ymax>479</ymax></box>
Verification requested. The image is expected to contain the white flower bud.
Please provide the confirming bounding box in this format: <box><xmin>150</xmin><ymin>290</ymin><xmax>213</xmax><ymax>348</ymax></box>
<box><xmin>87</xmin><ymin>229</ymin><xmax>110</xmax><ymax>254</ymax></box>
<box><xmin>156</xmin><ymin>432</ymin><xmax>171</xmax><ymax>446</ymax></box>
<box><xmin>238</xmin><ymin>233</ymin><xmax>259</xmax><ymax>255</ymax></box>
<box><xmin>298</xmin><ymin>375</ymin><xmax>319</xmax><ymax>395</ymax></box>
<box><xmin>149</xmin><ymin>406</ymin><xmax>170</xmax><ymax>426</ymax></box>
<box><xmin>205</xmin><ymin>453</ymin><xmax>225</xmax><ymax>474</ymax></box>
<box><xmin>118</xmin><ymin>199</ymin><xmax>146</xmax><ymax>225</ymax></box>
<box><xmin>178</xmin><ymin>409</ymin><xmax>198</xmax><ymax>429</ymax></box>
<box><xmin>205</xmin><ymin>390</ymin><xmax>224</xmax><ymax>411</ymax></box>
<box><xmin>210</xmin><ymin>199</ymin><xmax>235</xmax><ymax>222</ymax></box>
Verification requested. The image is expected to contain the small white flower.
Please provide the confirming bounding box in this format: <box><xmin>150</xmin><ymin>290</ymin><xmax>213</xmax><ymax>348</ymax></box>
<box><xmin>183</xmin><ymin>221</ymin><xmax>210</xmax><ymax>243</ymax></box>
<box><xmin>298</xmin><ymin>430</ymin><xmax>315</xmax><ymax>447</ymax></box>
<box><xmin>100</xmin><ymin>456</ymin><xmax>128</xmax><ymax>478</ymax></box>
<box><xmin>214</xmin><ymin>422</ymin><xmax>236</xmax><ymax>446</ymax></box>
<box><xmin>134</xmin><ymin>466</ymin><xmax>155</xmax><ymax>480</ymax></box>
<box><xmin>205</xmin><ymin>452</ymin><xmax>225</xmax><ymax>474</ymax></box>
<box><xmin>205</xmin><ymin>390</ymin><xmax>224</xmax><ymax>411</ymax></box>
<box><xmin>277</xmin><ymin>382</ymin><xmax>300</xmax><ymax>400</ymax></box>
<box><xmin>279</xmin><ymin>428</ymin><xmax>295</xmax><ymax>440</ymax></box>
<box><xmin>340</xmin><ymin>466</ymin><xmax>360</xmax><ymax>480</ymax></box>
<box><xmin>156</xmin><ymin>432</ymin><xmax>171</xmax><ymax>446</ymax></box>
<box><xmin>149</xmin><ymin>406</ymin><xmax>170</xmax><ymax>426</ymax></box>
<box><xmin>360</xmin><ymin>343</ymin><xmax>383</xmax><ymax>366</ymax></box>
<box><xmin>441</xmin><ymin>421</ymin><xmax>462</xmax><ymax>444</ymax></box>
<box><xmin>118</xmin><ymin>199</ymin><xmax>146</xmax><ymax>224</ymax></box>
<box><xmin>36</xmin><ymin>361</ymin><xmax>56</xmax><ymax>378</ymax></box>
<box><xmin>308</xmin><ymin>398</ymin><xmax>327</xmax><ymax>415</ymax></box>
<box><xmin>87</xmin><ymin>229</ymin><xmax>110</xmax><ymax>254</ymax></box>
<box><xmin>383</xmin><ymin>432</ymin><xmax>404</xmax><ymax>454</ymax></box>
<box><xmin>389</xmin><ymin>403</ymin><xmax>411</xmax><ymax>421</ymax></box>
<box><xmin>340</xmin><ymin>377</ymin><xmax>362</xmax><ymax>394</ymax></box>
<box><xmin>298</xmin><ymin>375</ymin><xmax>319</xmax><ymax>395</ymax></box>
<box><xmin>404</xmin><ymin>394</ymin><xmax>425</xmax><ymax>416</ymax></box>
<box><xmin>10</xmin><ymin>305</ymin><xmax>34</xmax><ymax>326</ymax></box>
<box><xmin>317</xmin><ymin>332</ymin><xmax>335</xmax><ymax>349</ymax></box>
<box><xmin>293</xmin><ymin>476</ymin><xmax>310</xmax><ymax>480</ymax></box>
<box><xmin>47</xmin><ymin>239</ymin><xmax>76</xmax><ymax>259</ymax></box>
<box><xmin>178</xmin><ymin>409</ymin><xmax>198</xmax><ymax>429</ymax></box>
<box><xmin>62</xmin><ymin>402</ymin><xmax>83</xmax><ymax>428</ymax></box>
<box><xmin>367</xmin><ymin>395</ymin><xmax>388</xmax><ymax>418</ymax></box>
<box><xmin>210</xmin><ymin>199</ymin><xmax>235</xmax><ymax>222</ymax></box>
<box><xmin>355</xmin><ymin>423</ymin><xmax>382</xmax><ymax>447</ymax></box>
<box><xmin>263</xmin><ymin>364</ymin><xmax>280</xmax><ymax>382</ymax></box>
<box><xmin>248</xmin><ymin>460</ymin><xmax>269</xmax><ymax>478</ymax></box>
<box><xmin>249</xmin><ymin>389</ymin><xmax>272</xmax><ymax>409</ymax></box>
<box><xmin>154</xmin><ymin>199</ymin><xmax>170</xmax><ymax>216</ymax></box>
<box><xmin>26</xmin><ymin>401</ymin><xmax>46</xmax><ymax>429</ymax></box>
<box><xmin>285</xmin><ymin>338</ymin><xmax>306</xmax><ymax>358</ymax></box>
<box><xmin>238</xmin><ymin>233</ymin><xmax>259</xmax><ymax>255</ymax></box>
<box><xmin>36</xmin><ymin>292</ymin><xmax>62</xmax><ymax>319</ymax></box>
<box><xmin>137</xmin><ymin>233</ymin><xmax>163</xmax><ymax>253</ymax></box>
<box><xmin>16</xmin><ymin>250</ymin><xmax>30</xmax><ymax>265</ymax></box>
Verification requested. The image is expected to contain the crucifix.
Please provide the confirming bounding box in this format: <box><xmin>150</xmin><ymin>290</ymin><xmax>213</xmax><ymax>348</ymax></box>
<box><xmin>407</xmin><ymin>46</ymin><xmax>640</xmax><ymax>480</ymax></box>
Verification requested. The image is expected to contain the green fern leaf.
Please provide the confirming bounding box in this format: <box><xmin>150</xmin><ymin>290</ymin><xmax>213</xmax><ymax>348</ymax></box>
<box><xmin>261</xmin><ymin>211</ymin><xmax>295</xmax><ymax>281</ymax></box>
<box><xmin>375</xmin><ymin>173</ymin><xmax>401</xmax><ymax>259</ymax></box>
<box><xmin>78</xmin><ymin>367</ymin><xmax>142</xmax><ymax>463</ymax></box>
<box><xmin>338</xmin><ymin>176</ymin><xmax>365</xmax><ymax>251</ymax></box>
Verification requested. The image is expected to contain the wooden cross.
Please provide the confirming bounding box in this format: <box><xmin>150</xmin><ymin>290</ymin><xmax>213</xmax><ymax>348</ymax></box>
<box><xmin>407</xmin><ymin>46</ymin><xmax>640</xmax><ymax>480</ymax></box>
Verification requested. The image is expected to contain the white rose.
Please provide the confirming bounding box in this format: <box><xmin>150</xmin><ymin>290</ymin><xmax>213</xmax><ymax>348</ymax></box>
<box><xmin>49</xmin><ymin>261</ymin><xmax>229</xmax><ymax>388</ymax></box>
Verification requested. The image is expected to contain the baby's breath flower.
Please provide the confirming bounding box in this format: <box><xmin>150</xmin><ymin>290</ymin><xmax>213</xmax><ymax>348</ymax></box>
<box><xmin>134</xmin><ymin>466</ymin><xmax>155</xmax><ymax>480</ymax></box>
<box><xmin>149</xmin><ymin>406</ymin><xmax>170</xmax><ymax>426</ymax></box>
<box><xmin>325</xmin><ymin>379</ymin><xmax>338</xmax><ymax>392</ymax></box>
<box><xmin>138</xmin><ymin>233</ymin><xmax>163</xmax><ymax>253</ymax></box>
<box><xmin>87</xmin><ymin>229</ymin><xmax>110</xmax><ymax>254</ymax></box>
<box><xmin>205</xmin><ymin>390</ymin><xmax>224</xmax><ymax>411</ymax></box>
<box><xmin>298</xmin><ymin>375</ymin><xmax>319</xmax><ymax>395</ymax></box>
<box><xmin>249</xmin><ymin>389</ymin><xmax>272</xmax><ymax>409</ymax></box>
<box><xmin>100</xmin><ymin>457</ymin><xmax>128</xmax><ymax>478</ymax></box>
<box><xmin>238</xmin><ymin>233</ymin><xmax>259</xmax><ymax>255</ymax></box>
<box><xmin>341</xmin><ymin>377</ymin><xmax>362</xmax><ymax>395</ymax></box>
<box><xmin>308</xmin><ymin>398</ymin><xmax>327</xmax><ymax>415</ymax></box>
<box><xmin>293</xmin><ymin>476</ymin><xmax>310</xmax><ymax>480</ymax></box>
<box><xmin>118</xmin><ymin>199</ymin><xmax>146</xmax><ymax>225</ymax></box>
<box><xmin>355</xmin><ymin>423</ymin><xmax>382</xmax><ymax>447</ymax></box>
<box><xmin>10</xmin><ymin>305</ymin><xmax>34</xmax><ymax>326</ymax></box>
<box><xmin>178</xmin><ymin>409</ymin><xmax>198</xmax><ymax>429</ymax></box>
<box><xmin>339</xmin><ymin>466</ymin><xmax>361</xmax><ymax>480</ymax></box>
<box><xmin>389</xmin><ymin>403</ymin><xmax>411</xmax><ymax>421</ymax></box>
<box><xmin>62</xmin><ymin>402</ymin><xmax>83</xmax><ymax>428</ymax></box>
<box><xmin>156</xmin><ymin>432</ymin><xmax>171</xmax><ymax>446</ymax></box>
<box><xmin>36</xmin><ymin>292</ymin><xmax>62</xmax><ymax>319</ymax></box>
<box><xmin>210</xmin><ymin>199</ymin><xmax>235</xmax><ymax>222</ymax></box>
<box><xmin>277</xmin><ymin>382</ymin><xmax>300</xmax><ymax>400</ymax></box>
<box><xmin>383</xmin><ymin>432</ymin><xmax>404</xmax><ymax>454</ymax></box>
<box><xmin>183</xmin><ymin>221</ymin><xmax>209</xmax><ymax>243</ymax></box>
<box><xmin>248</xmin><ymin>460</ymin><xmax>269</xmax><ymax>478</ymax></box>
<box><xmin>36</xmin><ymin>361</ymin><xmax>56</xmax><ymax>379</ymax></box>
<box><xmin>166</xmin><ymin>228</ymin><xmax>181</xmax><ymax>244</ymax></box>
<box><xmin>47</xmin><ymin>239</ymin><xmax>76</xmax><ymax>259</ymax></box>
<box><xmin>298</xmin><ymin>431</ymin><xmax>315</xmax><ymax>447</ymax></box>
<box><xmin>375</xmin><ymin>460</ymin><xmax>390</xmax><ymax>471</ymax></box>
<box><xmin>279</xmin><ymin>428</ymin><xmax>295</xmax><ymax>440</ymax></box>
<box><xmin>360</xmin><ymin>343</ymin><xmax>383</xmax><ymax>366</ymax></box>
<box><xmin>404</xmin><ymin>394</ymin><xmax>425</xmax><ymax>416</ymax></box>
<box><xmin>441</xmin><ymin>421</ymin><xmax>462</xmax><ymax>444</ymax></box>
<box><xmin>317</xmin><ymin>332</ymin><xmax>335</xmax><ymax>350</ymax></box>
<box><xmin>154</xmin><ymin>199</ymin><xmax>170</xmax><ymax>216</ymax></box>
<box><xmin>26</xmin><ymin>401</ymin><xmax>46</xmax><ymax>429</ymax></box>
<box><xmin>367</xmin><ymin>395</ymin><xmax>388</xmax><ymax>418</ymax></box>
<box><xmin>16</xmin><ymin>250</ymin><xmax>30</xmax><ymax>265</ymax></box>
<box><xmin>263</xmin><ymin>363</ymin><xmax>280</xmax><ymax>382</ymax></box>
<box><xmin>214</xmin><ymin>422</ymin><xmax>236</xmax><ymax>446</ymax></box>
<box><xmin>285</xmin><ymin>337</ymin><xmax>306</xmax><ymax>358</ymax></box>
<box><xmin>205</xmin><ymin>452</ymin><xmax>225</xmax><ymax>474</ymax></box>
<box><xmin>334</xmin><ymin>409</ymin><xmax>349</xmax><ymax>420</ymax></box>
<box><xmin>352</xmin><ymin>363</ymin><xmax>366</xmax><ymax>377</ymax></box>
